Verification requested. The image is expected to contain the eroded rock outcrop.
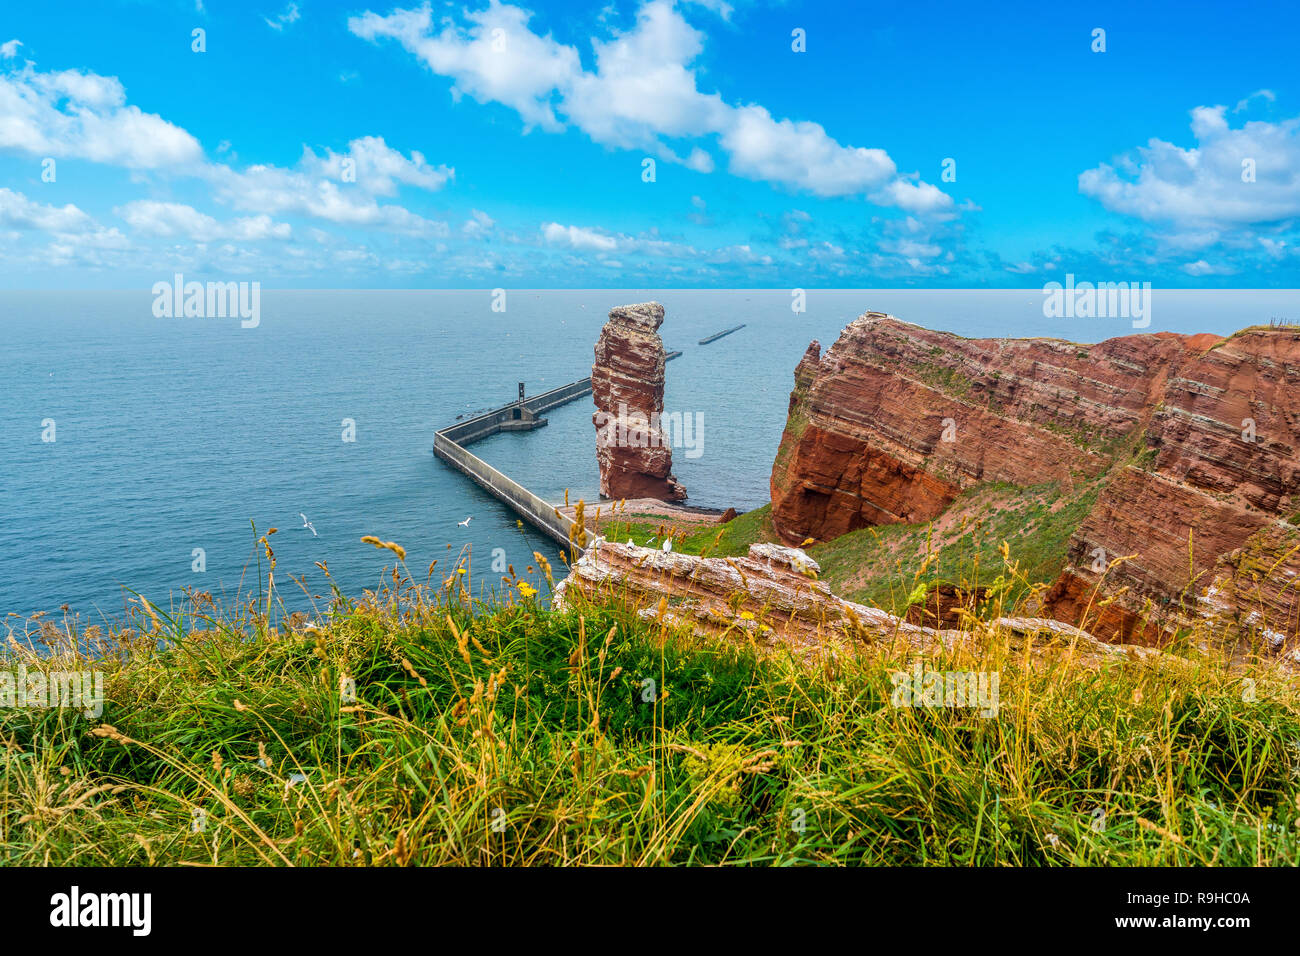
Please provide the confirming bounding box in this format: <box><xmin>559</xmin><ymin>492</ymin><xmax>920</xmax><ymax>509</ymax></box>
<box><xmin>555</xmin><ymin>539</ymin><xmax>906</xmax><ymax>652</ymax></box>
<box><xmin>552</xmin><ymin>540</ymin><xmax>1183</xmax><ymax>667</ymax></box>
<box><xmin>1045</xmin><ymin>327</ymin><xmax>1300</xmax><ymax>650</ymax></box>
<box><xmin>771</xmin><ymin>313</ymin><xmax>1300</xmax><ymax>657</ymax></box>
<box><xmin>592</xmin><ymin>302</ymin><xmax>687</xmax><ymax>502</ymax></box>
<box><xmin>771</xmin><ymin>313</ymin><xmax>1198</xmax><ymax>543</ymax></box>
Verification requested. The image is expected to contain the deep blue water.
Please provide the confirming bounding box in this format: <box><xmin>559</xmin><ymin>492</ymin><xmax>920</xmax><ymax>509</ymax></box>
<box><xmin>2</xmin><ymin>288</ymin><xmax>1295</xmax><ymax>624</ymax></box>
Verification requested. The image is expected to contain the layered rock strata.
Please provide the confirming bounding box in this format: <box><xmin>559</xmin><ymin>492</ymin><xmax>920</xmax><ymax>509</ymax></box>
<box><xmin>1044</xmin><ymin>327</ymin><xmax>1300</xmax><ymax>648</ymax></box>
<box><xmin>770</xmin><ymin>313</ymin><xmax>1300</xmax><ymax>656</ymax></box>
<box><xmin>592</xmin><ymin>302</ymin><xmax>687</xmax><ymax>501</ymax></box>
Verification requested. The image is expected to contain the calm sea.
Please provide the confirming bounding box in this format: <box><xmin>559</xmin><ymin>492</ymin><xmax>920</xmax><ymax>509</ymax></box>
<box><xmin>1</xmin><ymin>288</ymin><xmax>1295</xmax><ymax>623</ymax></box>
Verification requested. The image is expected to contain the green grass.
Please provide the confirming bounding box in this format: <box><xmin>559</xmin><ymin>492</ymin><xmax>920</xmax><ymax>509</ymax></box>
<box><xmin>600</xmin><ymin>480</ymin><xmax>1098</xmax><ymax>617</ymax></box>
<box><xmin>689</xmin><ymin>420</ymin><xmax>1156</xmax><ymax>618</ymax></box>
<box><xmin>809</xmin><ymin>481</ymin><xmax>1101</xmax><ymax>612</ymax></box>
<box><xmin>914</xmin><ymin>361</ymin><xmax>973</xmax><ymax>399</ymax></box>
<box><xmin>4</xmin><ymin>559</ymin><xmax>1300</xmax><ymax>866</ymax></box>
<box><xmin>599</xmin><ymin>504</ymin><xmax>774</xmax><ymax>557</ymax></box>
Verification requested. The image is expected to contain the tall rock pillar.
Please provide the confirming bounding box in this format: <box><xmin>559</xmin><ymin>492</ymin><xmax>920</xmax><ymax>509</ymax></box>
<box><xmin>591</xmin><ymin>301</ymin><xmax>687</xmax><ymax>501</ymax></box>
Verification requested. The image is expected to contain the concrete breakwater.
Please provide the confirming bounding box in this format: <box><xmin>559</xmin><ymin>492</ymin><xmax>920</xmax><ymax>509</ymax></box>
<box><xmin>438</xmin><ymin>379</ymin><xmax>591</xmax><ymax>445</ymax></box>
<box><xmin>433</xmin><ymin>353</ymin><xmax>683</xmax><ymax>548</ymax></box>
<box><xmin>434</xmin><ymin>381</ymin><xmax>593</xmax><ymax>548</ymax></box>
<box><xmin>433</xmin><ymin>432</ymin><xmax>585</xmax><ymax>548</ymax></box>
<box><xmin>698</xmin><ymin>325</ymin><xmax>745</xmax><ymax>345</ymax></box>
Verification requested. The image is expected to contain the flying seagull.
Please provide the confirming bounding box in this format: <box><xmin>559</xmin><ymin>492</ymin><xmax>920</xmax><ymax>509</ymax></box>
<box><xmin>458</xmin><ymin>516</ymin><xmax>472</xmax><ymax>527</ymax></box>
<box><xmin>299</xmin><ymin>513</ymin><xmax>317</xmax><ymax>536</ymax></box>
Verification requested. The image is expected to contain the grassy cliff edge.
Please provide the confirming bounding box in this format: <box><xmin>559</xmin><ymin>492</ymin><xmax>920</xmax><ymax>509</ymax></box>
<box><xmin>4</xmin><ymin>558</ymin><xmax>1298</xmax><ymax>866</ymax></box>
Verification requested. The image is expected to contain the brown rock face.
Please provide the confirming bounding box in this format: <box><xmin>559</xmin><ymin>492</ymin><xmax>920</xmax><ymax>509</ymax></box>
<box><xmin>771</xmin><ymin>313</ymin><xmax>1300</xmax><ymax>657</ymax></box>
<box><xmin>592</xmin><ymin>302</ymin><xmax>687</xmax><ymax>502</ymax></box>
<box><xmin>1203</xmin><ymin>524</ymin><xmax>1300</xmax><ymax>653</ymax></box>
<box><xmin>553</xmin><ymin>540</ymin><xmax>1185</xmax><ymax>668</ymax></box>
<box><xmin>1045</xmin><ymin>327</ymin><xmax>1300</xmax><ymax>650</ymax></box>
<box><xmin>904</xmin><ymin>584</ymin><xmax>992</xmax><ymax>629</ymax></box>
<box><xmin>771</xmin><ymin>313</ymin><xmax>1181</xmax><ymax>543</ymax></box>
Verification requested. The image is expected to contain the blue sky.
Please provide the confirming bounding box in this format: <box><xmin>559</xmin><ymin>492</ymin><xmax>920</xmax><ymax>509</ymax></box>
<box><xmin>0</xmin><ymin>0</ymin><xmax>1297</xmax><ymax>288</ymax></box>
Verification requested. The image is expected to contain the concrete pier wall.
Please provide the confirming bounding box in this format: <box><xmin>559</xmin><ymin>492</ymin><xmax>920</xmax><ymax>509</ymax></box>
<box><xmin>698</xmin><ymin>324</ymin><xmax>745</xmax><ymax>345</ymax></box>
<box><xmin>433</xmin><ymin>433</ymin><xmax>583</xmax><ymax>548</ymax></box>
<box><xmin>439</xmin><ymin>378</ymin><xmax>593</xmax><ymax>447</ymax></box>
<box><xmin>434</xmin><ymin>376</ymin><xmax>605</xmax><ymax>550</ymax></box>
<box><xmin>525</xmin><ymin>378</ymin><xmax>593</xmax><ymax>416</ymax></box>
<box><xmin>435</xmin><ymin>356</ymin><xmax>686</xmax><ymax>548</ymax></box>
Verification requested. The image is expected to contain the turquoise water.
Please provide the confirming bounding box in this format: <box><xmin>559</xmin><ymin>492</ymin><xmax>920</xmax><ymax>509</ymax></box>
<box><xmin>1</xmin><ymin>288</ymin><xmax>1294</xmax><ymax>623</ymax></box>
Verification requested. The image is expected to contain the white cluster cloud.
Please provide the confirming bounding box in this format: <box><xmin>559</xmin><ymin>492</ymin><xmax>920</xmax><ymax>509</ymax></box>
<box><xmin>0</xmin><ymin>55</ymin><xmax>455</xmax><ymax>245</ymax></box>
<box><xmin>1181</xmin><ymin>258</ymin><xmax>1238</xmax><ymax>277</ymax></box>
<box><xmin>565</xmin><ymin>0</ymin><xmax>725</xmax><ymax>169</ymax></box>
<box><xmin>1234</xmin><ymin>89</ymin><xmax>1275</xmax><ymax>113</ymax></box>
<box><xmin>298</xmin><ymin>135</ymin><xmax>452</xmax><ymax>195</ymax></box>
<box><xmin>0</xmin><ymin>62</ymin><xmax>203</xmax><ymax>168</ymax></box>
<box><xmin>868</xmin><ymin>214</ymin><xmax>956</xmax><ymax>275</ymax></box>
<box><xmin>542</xmin><ymin>221</ymin><xmax>619</xmax><ymax>251</ymax></box>
<box><xmin>350</xmin><ymin>2</ymin><xmax>580</xmax><ymax>131</ymax></box>
<box><xmin>202</xmin><ymin>139</ymin><xmax>451</xmax><ymax>236</ymax></box>
<box><xmin>541</xmin><ymin>219</ymin><xmax>772</xmax><ymax>266</ymax></box>
<box><xmin>115</xmin><ymin>200</ymin><xmax>292</xmax><ymax>241</ymax></box>
<box><xmin>461</xmin><ymin>208</ymin><xmax>495</xmax><ymax>237</ymax></box>
<box><xmin>1079</xmin><ymin>104</ymin><xmax>1300</xmax><ymax>230</ymax></box>
<box><xmin>0</xmin><ymin>186</ymin><xmax>94</xmax><ymax>231</ymax></box>
<box><xmin>350</xmin><ymin>0</ymin><xmax>953</xmax><ymax>213</ymax></box>
<box><xmin>0</xmin><ymin>18</ymin><xmax>974</xmax><ymax>283</ymax></box>
<box><xmin>0</xmin><ymin>187</ymin><xmax>127</xmax><ymax>266</ymax></box>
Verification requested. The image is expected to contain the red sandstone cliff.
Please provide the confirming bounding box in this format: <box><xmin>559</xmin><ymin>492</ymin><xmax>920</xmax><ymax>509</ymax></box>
<box><xmin>592</xmin><ymin>302</ymin><xmax>687</xmax><ymax>502</ymax></box>
<box><xmin>770</xmin><ymin>313</ymin><xmax>1300</xmax><ymax>657</ymax></box>
<box><xmin>1046</xmin><ymin>326</ymin><xmax>1300</xmax><ymax>647</ymax></box>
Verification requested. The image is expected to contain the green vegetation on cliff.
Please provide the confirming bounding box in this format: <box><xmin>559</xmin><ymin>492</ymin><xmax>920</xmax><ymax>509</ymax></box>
<box><xmin>810</xmin><ymin>480</ymin><xmax>1102</xmax><ymax>612</ymax></box>
<box><xmin>601</xmin><ymin>504</ymin><xmax>774</xmax><ymax>558</ymax></box>
<box><xmin>4</xmin><ymin>564</ymin><xmax>1299</xmax><ymax>866</ymax></box>
<box><xmin>605</xmin><ymin>477</ymin><xmax>1099</xmax><ymax>617</ymax></box>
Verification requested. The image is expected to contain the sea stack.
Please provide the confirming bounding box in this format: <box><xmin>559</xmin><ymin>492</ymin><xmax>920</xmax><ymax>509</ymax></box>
<box><xmin>591</xmin><ymin>302</ymin><xmax>687</xmax><ymax>502</ymax></box>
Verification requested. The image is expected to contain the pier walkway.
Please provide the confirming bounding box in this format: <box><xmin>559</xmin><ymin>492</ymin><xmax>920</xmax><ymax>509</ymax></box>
<box><xmin>433</xmin><ymin>352</ymin><xmax>681</xmax><ymax>549</ymax></box>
